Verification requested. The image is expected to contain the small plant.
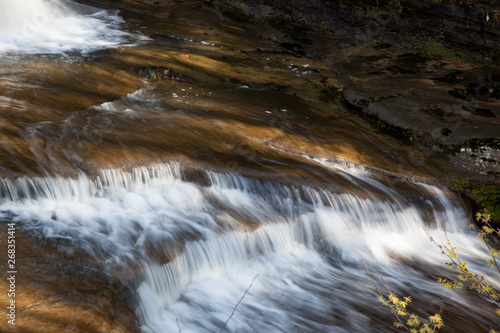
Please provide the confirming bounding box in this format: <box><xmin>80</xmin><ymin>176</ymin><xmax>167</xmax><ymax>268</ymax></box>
<box><xmin>430</xmin><ymin>234</ymin><xmax>500</xmax><ymax>306</ymax></box>
<box><xmin>472</xmin><ymin>186</ymin><xmax>500</xmax><ymax>221</ymax></box>
<box><xmin>318</xmin><ymin>20</ymin><xmax>328</xmax><ymax>31</ymax></box>
<box><xmin>427</xmin><ymin>209</ymin><xmax>500</xmax><ymax>332</ymax></box>
<box><xmin>373</xmin><ymin>208</ymin><xmax>500</xmax><ymax>332</ymax></box>
<box><xmin>365</xmin><ymin>263</ymin><xmax>444</xmax><ymax>332</ymax></box>
<box><xmin>377</xmin><ymin>119</ymin><xmax>389</xmax><ymax>129</ymax></box>
<box><xmin>471</xmin><ymin>209</ymin><xmax>500</xmax><ymax>274</ymax></box>
<box><xmin>380</xmin><ymin>291</ymin><xmax>444</xmax><ymax>332</ymax></box>
<box><xmin>446</xmin><ymin>177</ymin><xmax>469</xmax><ymax>192</ymax></box>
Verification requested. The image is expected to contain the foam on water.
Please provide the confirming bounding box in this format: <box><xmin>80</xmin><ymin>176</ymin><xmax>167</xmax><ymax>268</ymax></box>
<box><xmin>0</xmin><ymin>162</ymin><xmax>495</xmax><ymax>332</ymax></box>
<box><xmin>0</xmin><ymin>0</ymin><xmax>143</xmax><ymax>54</ymax></box>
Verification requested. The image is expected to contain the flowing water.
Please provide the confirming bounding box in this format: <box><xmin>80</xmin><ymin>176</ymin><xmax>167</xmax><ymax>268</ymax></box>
<box><xmin>0</xmin><ymin>1</ymin><xmax>498</xmax><ymax>332</ymax></box>
<box><xmin>0</xmin><ymin>0</ymin><xmax>141</xmax><ymax>54</ymax></box>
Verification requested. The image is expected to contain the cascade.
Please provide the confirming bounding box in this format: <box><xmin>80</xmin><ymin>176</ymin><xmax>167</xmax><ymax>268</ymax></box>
<box><xmin>0</xmin><ymin>0</ymin><xmax>68</xmax><ymax>33</ymax></box>
<box><xmin>1</xmin><ymin>163</ymin><xmax>495</xmax><ymax>332</ymax></box>
<box><xmin>0</xmin><ymin>0</ymin><xmax>134</xmax><ymax>54</ymax></box>
<box><xmin>0</xmin><ymin>2</ymin><xmax>497</xmax><ymax>329</ymax></box>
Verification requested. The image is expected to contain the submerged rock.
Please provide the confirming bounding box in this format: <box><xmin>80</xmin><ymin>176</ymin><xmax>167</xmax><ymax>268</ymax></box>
<box><xmin>138</xmin><ymin>67</ymin><xmax>197</xmax><ymax>84</ymax></box>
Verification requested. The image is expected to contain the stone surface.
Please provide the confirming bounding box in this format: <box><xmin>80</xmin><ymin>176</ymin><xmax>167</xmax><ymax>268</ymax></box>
<box><xmin>338</xmin><ymin>49</ymin><xmax>500</xmax><ymax>179</ymax></box>
<box><xmin>192</xmin><ymin>0</ymin><xmax>500</xmax><ymax>182</ymax></box>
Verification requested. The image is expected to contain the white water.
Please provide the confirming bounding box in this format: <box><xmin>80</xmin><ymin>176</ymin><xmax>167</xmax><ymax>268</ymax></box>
<box><xmin>0</xmin><ymin>0</ymin><xmax>140</xmax><ymax>54</ymax></box>
<box><xmin>0</xmin><ymin>162</ymin><xmax>497</xmax><ymax>332</ymax></box>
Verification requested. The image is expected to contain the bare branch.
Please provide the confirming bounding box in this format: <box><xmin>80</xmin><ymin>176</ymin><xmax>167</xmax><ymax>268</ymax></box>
<box><xmin>220</xmin><ymin>273</ymin><xmax>259</xmax><ymax>333</ymax></box>
<box><xmin>364</xmin><ymin>262</ymin><xmax>411</xmax><ymax>332</ymax></box>
<box><xmin>176</xmin><ymin>318</ymin><xmax>181</xmax><ymax>333</ymax></box>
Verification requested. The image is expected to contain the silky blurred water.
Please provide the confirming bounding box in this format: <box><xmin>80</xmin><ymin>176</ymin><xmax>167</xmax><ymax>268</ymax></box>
<box><xmin>0</xmin><ymin>1</ymin><xmax>498</xmax><ymax>332</ymax></box>
<box><xmin>1</xmin><ymin>162</ymin><xmax>497</xmax><ymax>332</ymax></box>
<box><xmin>0</xmin><ymin>0</ymin><xmax>142</xmax><ymax>54</ymax></box>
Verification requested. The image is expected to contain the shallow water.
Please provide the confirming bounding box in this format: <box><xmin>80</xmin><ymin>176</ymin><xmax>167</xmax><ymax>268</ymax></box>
<box><xmin>0</xmin><ymin>1</ymin><xmax>498</xmax><ymax>332</ymax></box>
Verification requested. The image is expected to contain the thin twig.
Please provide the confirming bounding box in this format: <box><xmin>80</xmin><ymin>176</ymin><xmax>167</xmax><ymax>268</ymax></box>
<box><xmin>176</xmin><ymin>318</ymin><xmax>181</xmax><ymax>333</ymax></box>
<box><xmin>483</xmin><ymin>225</ymin><xmax>500</xmax><ymax>276</ymax></box>
<box><xmin>220</xmin><ymin>273</ymin><xmax>259</xmax><ymax>333</ymax></box>
<box><xmin>472</xmin><ymin>220</ymin><xmax>500</xmax><ymax>276</ymax></box>
<box><xmin>364</xmin><ymin>262</ymin><xmax>411</xmax><ymax>332</ymax></box>
<box><xmin>364</xmin><ymin>261</ymin><xmax>384</xmax><ymax>296</ymax></box>
<box><xmin>456</xmin><ymin>193</ymin><xmax>500</xmax><ymax>276</ymax></box>
<box><xmin>426</xmin><ymin>228</ymin><xmax>500</xmax><ymax>308</ymax></box>
<box><xmin>314</xmin><ymin>0</ymin><xmax>328</xmax><ymax>19</ymax></box>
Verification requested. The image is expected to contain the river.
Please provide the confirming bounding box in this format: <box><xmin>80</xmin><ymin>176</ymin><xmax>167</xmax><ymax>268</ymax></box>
<box><xmin>0</xmin><ymin>1</ymin><xmax>498</xmax><ymax>332</ymax></box>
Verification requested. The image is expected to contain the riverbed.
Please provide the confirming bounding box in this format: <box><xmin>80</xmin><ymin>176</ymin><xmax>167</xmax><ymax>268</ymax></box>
<box><xmin>0</xmin><ymin>1</ymin><xmax>498</xmax><ymax>332</ymax></box>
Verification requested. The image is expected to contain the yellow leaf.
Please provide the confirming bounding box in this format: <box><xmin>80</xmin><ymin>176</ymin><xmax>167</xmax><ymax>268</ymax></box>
<box><xmin>429</xmin><ymin>313</ymin><xmax>444</xmax><ymax>329</ymax></box>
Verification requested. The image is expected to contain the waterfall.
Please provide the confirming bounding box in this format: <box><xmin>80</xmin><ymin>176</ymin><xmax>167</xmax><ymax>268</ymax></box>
<box><xmin>1</xmin><ymin>162</ymin><xmax>495</xmax><ymax>332</ymax></box>
<box><xmin>0</xmin><ymin>0</ymin><xmax>140</xmax><ymax>54</ymax></box>
<box><xmin>0</xmin><ymin>0</ymin><xmax>68</xmax><ymax>33</ymax></box>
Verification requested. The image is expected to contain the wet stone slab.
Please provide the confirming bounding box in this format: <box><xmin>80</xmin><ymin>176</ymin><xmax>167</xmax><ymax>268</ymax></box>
<box><xmin>338</xmin><ymin>51</ymin><xmax>500</xmax><ymax>180</ymax></box>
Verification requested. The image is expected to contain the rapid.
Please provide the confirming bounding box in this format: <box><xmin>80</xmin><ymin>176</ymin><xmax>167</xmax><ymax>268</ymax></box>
<box><xmin>0</xmin><ymin>1</ymin><xmax>497</xmax><ymax>332</ymax></box>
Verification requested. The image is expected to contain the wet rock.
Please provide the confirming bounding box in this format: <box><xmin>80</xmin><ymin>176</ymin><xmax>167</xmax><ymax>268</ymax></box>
<box><xmin>228</xmin><ymin>78</ymin><xmax>288</xmax><ymax>92</ymax></box>
<box><xmin>138</xmin><ymin>67</ymin><xmax>197</xmax><ymax>84</ymax></box>
<box><xmin>130</xmin><ymin>0</ymin><xmax>500</xmax><ymax>183</ymax></box>
<box><xmin>279</xmin><ymin>42</ymin><xmax>306</xmax><ymax>57</ymax></box>
<box><xmin>463</xmin><ymin>106</ymin><xmax>496</xmax><ymax>118</ymax></box>
<box><xmin>386</xmin><ymin>53</ymin><xmax>429</xmax><ymax>74</ymax></box>
<box><xmin>432</xmin><ymin>71</ymin><xmax>466</xmax><ymax>85</ymax></box>
<box><xmin>338</xmin><ymin>48</ymin><xmax>500</xmax><ymax>180</ymax></box>
<box><xmin>450</xmin><ymin>142</ymin><xmax>500</xmax><ymax>176</ymax></box>
<box><xmin>441</xmin><ymin>128</ymin><xmax>452</xmax><ymax>136</ymax></box>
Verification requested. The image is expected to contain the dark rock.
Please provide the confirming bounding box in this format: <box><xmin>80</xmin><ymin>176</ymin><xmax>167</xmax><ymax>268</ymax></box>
<box><xmin>138</xmin><ymin>67</ymin><xmax>197</xmax><ymax>84</ymax></box>
<box><xmin>441</xmin><ymin>128</ymin><xmax>452</xmax><ymax>136</ymax></box>
<box><xmin>463</xmin><ymin>106</ymin><xmax>496</xmax><ymax>118</ymax></box>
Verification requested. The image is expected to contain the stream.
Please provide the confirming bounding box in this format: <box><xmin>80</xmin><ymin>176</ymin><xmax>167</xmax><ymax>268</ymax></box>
<box><xmin>0</xmin><ymin>1</ymin><xmax>498</xmax><ymax>332</ymax></box>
